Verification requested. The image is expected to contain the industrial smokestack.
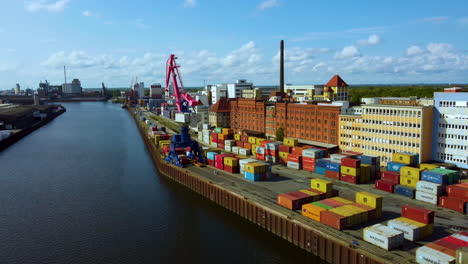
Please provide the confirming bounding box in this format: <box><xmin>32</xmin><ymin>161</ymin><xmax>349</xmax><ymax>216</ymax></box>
<box><xmin>280</xmin><ymin>40</ymin><xmax>284</xmax><ymax>93</ymax></box>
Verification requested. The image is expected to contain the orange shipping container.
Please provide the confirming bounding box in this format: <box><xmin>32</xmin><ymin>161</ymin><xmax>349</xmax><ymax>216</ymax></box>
<box><xmin>292</xmin><ymin>147</ymin><xmax>304</xmax><ymax>155</ymax></box>
<box><xmin>287</xmin><ymin>154</ymin><xmax>302</xmax><ymax>163</ymax></box>
<box><xmin>302</xmin><ymin>203</ymin><xmax>327</xmax><ymax>221</ymax></box>
<box><xmin>320</xmin><ymin>210</ymin><xmax>347</xmax><ymax>230</ymax></box>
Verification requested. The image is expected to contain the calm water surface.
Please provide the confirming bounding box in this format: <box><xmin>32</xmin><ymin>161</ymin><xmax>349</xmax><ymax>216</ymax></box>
<box><xmin>0</xmin><ymin>102</ymin><xmax>323</xmax><ymax>264</ymax></box>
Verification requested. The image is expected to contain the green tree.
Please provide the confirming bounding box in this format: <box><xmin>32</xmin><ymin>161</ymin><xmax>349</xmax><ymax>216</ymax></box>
<box><xmin>276</xmin><ymin>127</ymin><xmax>285</xmax><ymax>141</ymax></box>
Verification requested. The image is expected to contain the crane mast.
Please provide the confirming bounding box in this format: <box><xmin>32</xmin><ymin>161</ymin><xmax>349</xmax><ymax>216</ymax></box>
<box><xmin>165</xmin><ymin>54</ymin><xmax>199</xmax><ymax>113</ymax></box>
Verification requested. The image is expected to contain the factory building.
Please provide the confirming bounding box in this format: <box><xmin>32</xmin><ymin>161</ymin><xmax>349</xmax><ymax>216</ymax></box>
<box><xmin>209</xmin><ymin>97</ymin><xmax>231</xmax><ymax>128</ymax></box>
<box><xmin>227</xmin><ymin>79</ymin><xmax>253</xmax><ymax>99</ymax></box>
<box><xmin>339</xmin><ymin>104</ymin><xmax>434</xmax><ymax>166</ymax></box>
<box><xmin>284</xmin><ymin>84</ymin><xmax>324</xmax><ymax>100</ymax></box>
<box><xmin>432</xmin><ymin>88</ymin><xmax>468</xmax><ymax>168</ymax></box>
<box><xmin>230</xmin><ymin>99</ymin><xmax>266</xmax><ymax>134</ymax></box>
<box><xmin>62</xmin><ymin>79</ymin><xmax>82</xmax><ymax>96</ymax></box>
<box><xmin>150</xmin><ymin>83</ymin><xmax>163</xmax><ymax>99</ymax></box>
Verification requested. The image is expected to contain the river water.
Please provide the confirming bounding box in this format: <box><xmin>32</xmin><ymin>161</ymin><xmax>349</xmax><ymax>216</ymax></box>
<box><xmin>0</xmin><ymin>102</ymin><xmax>323</xmax><ymax>264</ymax></box>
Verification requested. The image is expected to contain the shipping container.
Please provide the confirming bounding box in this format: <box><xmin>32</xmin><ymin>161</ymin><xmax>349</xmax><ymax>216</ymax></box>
<box><xmin>315</xmin><ymin>158</ymin><xmax>330</xmax><ymax>168</ymax></box>
<box><xmin>446</xmin><ymin>184</ymin><xmax>468</xmax><ymax>200</ymax></box>
<box><xmin>400</xmin><ymin>175</ymin><xmax>419</xmax><ymax>188</ymax></box>
<box><xmin>283</xmin><ymin>138</ymin><xmax>299</xmax><ymax>147</ymax></box>
<box><xmin>420</xmin><ymin>163</ymin><xmax>439</xmax><ymax>170</ymax></box>
<box><xmin>417</xmin><ymin>181</ymin><xmax>444</xmax><ymax>195</ymax></box>
<box><xmin>287</xmin><ymin>161</ymin><xmax>302</xmax><ymax>170</ymax></box>
<box><xmin>393</xmin><ymin>152</ymin><xmax>416</xmax><ymax>165</ymax></box>
<box><xmin>315</xmin><ymin>166</ymin><xmax>326</xmax><ymax>175</ymax></box>
<box><xmin>302</xmin><ymin>149</ymin><xmax>323</xmax><ymax>159</ymax></box>
<box><xmin>277</xmin><ymin>192</ymin><xmax>314</xmax><ymax>210</ymax></box>
<box><xmin>426</xmin><ymin>242</ymin><xmax>457</xmax><ymax>258</ymax></box>
<box><xmin>224</xmin><ymin>164</ymin><xmax>239</xmax><ymax>174</ymax></box>
<box><xmin>326</xmin><ymin>162</ymin><xmax>341</xmax><ymax>172</ymax></box>
<box><xmin>416</xmin><ymin>246</ymin><xmax>456</xmax><ymax>264</ymax></box>
<box><xmin>331</xmin><ymin>197</ymin><xmax>353</xmax><ymax>205</ymax></box>
<box><xmin>401</xmin><ymin>166</ymin><xmax>423</xmax><ymax>180</ymax></box>
<box><xmin>446</xmin><ymin>234</ymin><xmax>468</xmax><ymax>246</ymax></box>
<box><xmin>238</xmin><ymin>148</ymin><xmax>251</xmax><ymax>156</ymax></box>
<box><xmin>387</xmin><ymin>162</ymin><xmax>406</xmax><ymax>173</ymax></box>
<box><xmin>401</xmin><ymin>204</ymin><xmax>434</xmax><ymax>224</ymax></box>
<box><xmin>434</xmin><ymin>240</ymin><xmax>460</xmax><ymax>257</ymax></box>
<box><xmin>457</xmin><ymin>247</ymin><xmax>468</xmax><ymax>264</ymax></box>
<box><xmin>302</xmin><ymin>157</ymin><xmax>316</xmax><ymax>164</ymax></box>
<box><xmin>279</xmin><ymin>151</ymin><xmax>289</xmax><ymax>159</ymax></box>
<box><xmin>287</xmin><ymin>154</ymin><xmax>302</xmax><ymax>163</ymax></box>
<box><xmin>302</xmin><ymin>203</ymin><xmax>327</xmax><ymax>221</ymax></box>
<box><xmin>340</xmin><ymin>166</ymin><xmax>360</xmax><ymax>176</ymax></box>
<box><xmin>439</xmin><ymin>196</ymin><xmax>467</xmax><ymax>213</ymax></box>
<box><xmin>291</xmin><ymin>147</ymin><xmax>304</xmax><ymax>155</ymax></box>
<box><xmin>325</xmin><ymin>170</ymin><xmax>340</xmax><ymax>180</ymax></box>
<box><xmin>311</xmin><ymin>178</ymin><xmax>333</xmax><ymax>193</ymax></box>
<box><xmin>422</xmin><ymin>170</ymin><xmax>448</xmax><ymax>185</ymax></box>
<box><xmin>330</xmin><ymin>154</ymin><xmax>348</xmax><ymax>163</ymax></box>
<box><xmin>358</xmin><ymin>154</ymin><xmax>379</xmax><ymax>165</ymax></box>
<box><xmin>351</xmin><ymin>203</ymin><xmax>376</xmax><ymax>221</ymax></box>
<box><xmin>303</xmin><ymin>163</ymin><xmax>315</xmax><ymax>172</ymax></box>
<box><xmin>278</xmin><ymin>144</ymin><xmax>292</xmax><ymax>153</ymax></box>
<box><xmin>341</xmin><ymin>157</ymin><xmax>360</xmax><ymax>168</ymax></box>
<box><xmin>375</xmin><ymin>180</ymin><xmax>395</xmax><ymax>193</ymax></box>
<box><xmin>360</xmin><ymin>164</ymin><xmax>372</xmax><ymax>183</ymax></box>
<box><xmin>394</xmin><ymin>185</ymin><xmax>416</xmax><ymax>198</ymax></box>
<box><xmin>244</xmin><ymin>162</ymin><xmax>266</xmax><ymax>174</ymax></box>
<box><xmin>248</xmin><ymin>136</ymin><xmax>257</xmax><ymax>144</ymax></box>
<box><xmin>234</xmin><ymin>134</ymin><xmax>241</xmax><ymax>141</ymax></box>
<box><xmin>416</xmin><ymin>191</ymin><xmax>439</xmax><ymax>205</ymax></box>
<box><xmin>388</xmin><ymin>217</ymin><xmax>422</xmax><ymax>241</ymax></box>
<box><xmin>341</xmin><ymin>174</ymin><xmax>359</xmax><ymax>184</ymax></box>
<box><xmin>381</xmin><ymin>171</ymin><xmax>400</xmax><ymax>184</ymax></box>
<box><xmin>298</xmin><ymin>189</ymin><xmax>323</xmax><ymax>201</ymax></box>
<box><xmin>320</xmin><ymin>210</ymin><xmax>347</xmax><ymax>230</ymax></box>
<box><xmin>224</xmin><ymin>157</ymin><xmax>239</xmax><ymax>167</ymax></box>
<box><xmin>363</xmin><ymin>224</ymin><xmax>404</xmax><ymax>250</ymax></box>
<box><xmin>244</xmin><ymin>171</ymin><xmax>263</xmax><ymax>181</ymax></box>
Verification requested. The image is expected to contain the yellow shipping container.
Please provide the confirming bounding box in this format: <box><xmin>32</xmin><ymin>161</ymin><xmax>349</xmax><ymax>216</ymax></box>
<box><xmin>360</xmin><ymin>164</ymin><xmax>371</xmax><ymax>183</ymax></box>
<box><xmin>155</xmin><ymin>135</ymin><xmax>161</xmax><ymax>145</ymax></box>
<box><xmin>347</xmin><ymin>205</ymin><xmax>368</xmax><ymax>224</ymax></box>
<box><xmin>400</xmin><ymin>166</ymin><xmax>423</xmax><ymax>180</ymax></box>
<box><xmin>330</xmin><ymin>207</ymin><xmax>355</xmax><ymax>226</ymax></box>
<box><xmin>355</xmin><ymin>192</ymin><xmax>383</xmax><ymax>210</ymax></box>
<box><xmin>255</xmin><ymin>138</ymin><xmax>265</xmax><ymax>146</ymax></box>
<box><xmin>283</xmin><ymin>138</ymin><xmax>298</xmax><ymax>147</ymax></box>
<box><xmin>331</xmin><ymin>197</ymin><xmax>354</xmax><ymax>204</ymax></box>
<box><xmin>244</xmin><ymin>162</ymin><xmax>266</xmax><ymax>174</ymax></box>
<box><xmin>310</xmin><ymin>178</ymin><xmax>333</xmax><ymax>193</ymax></box>
<box><xmin>224</xmin><ymin>157</ymin><xmax>239</xmax><ymax>167</ymax></box>
<box><xmin>251</xmin><ymin>144</ymin><xmax>259</xmax><ymax>155</ymax></box>
<box><xmin>279</xmin><ymin>152</ymin><xmax>289</xmax><ymax>159</ymax></box>
<box><xmin>248</xmin><ymin>137</ymin><xmax>257</xmax><ymax>144</ymax></box>
<box><xmin>234</xmin><ymin>134</ymin><xmax>241</xmax><ymax>141</ymax></box>
<box><xmin>302</xmin><ymin>203</ymin><xmax>326</xmax><ymax>222</ymax></box>
<box><xmin>392</xmin><ymin>152</ymin><xmax>415</xmax><ymax>165</ymax></box>
<box><xmin>299</xmin><ymin>190</ymin><xmax>321</xmax><ymax>201</ymax></box>
<box><xmin>419</xmin><ymin>163</ymin><xmax>439</xmax><ymax>170</ymax></box>
<box><xmin>222</xmin><ymin>128</ymin><xmax>233</xmax><ymax>135</ymax></box>
<box><xmin>399</xmin><ymin>175</ymin><xmax>418</xmax><ymax>188</ymax></box>
<box><xmin>236</xmin><ymin>155</ymin><xmax>248</xmax><ymax>159</ymax></box>
<box><xmin>341</xmin><ymin>166</ymin><xmax>360</xmax><ymax>176</ymax></box>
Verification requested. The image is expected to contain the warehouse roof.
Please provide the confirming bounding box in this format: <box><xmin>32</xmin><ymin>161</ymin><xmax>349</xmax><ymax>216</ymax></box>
<box><xmin>210</xmin><ymin>97</ymin><xmax>230</xmax><ymax>113</ymax></box>
<box><xmin>325</xmin><ymin>75</ymin><xmax>348</xmax><ymax>87</ymax></box>
<box><xmin>0</xmin><ymin>105</ymin><xmax>34</xmax><ymax>121</ymax></box>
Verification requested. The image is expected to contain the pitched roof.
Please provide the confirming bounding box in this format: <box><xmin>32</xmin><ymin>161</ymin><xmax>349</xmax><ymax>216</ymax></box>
<box><xmin>210</xmin><ymin>97</ymin><xmax>231</xmax><ymax>112</ymax></box>
<box><xmin>325</xmin><ymin>75</ymin><xmax>348</xmax><ymax>87</ymax></box>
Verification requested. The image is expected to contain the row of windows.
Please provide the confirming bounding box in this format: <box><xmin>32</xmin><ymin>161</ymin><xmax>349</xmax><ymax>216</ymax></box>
<box><xmin>361</xmin><ymin>137</ymin><xmax>420</xmax><ymax>148</ymax></box>
<box><xmin>439</xmin><ymin>100</ymin><xmax>468</xmax><ymax>108</ymax></box>
<box><xmin>438</xmin><ymin>153</ymin><xmax>468</xmax><ymax>164</ymax></box>
<box><xmin>439</xmin><ymin>114</ymin><xmax>468</xmax><ymax>119</ymax></box>
<box><xmin>438</xmin><ymin>133</ymin><xmax>468</xmax><ymax>140</ymax></box>
<box><xmin>362</xmin><ymin>128</ymin><xmax>421</xmax><ymax>138</ymax></box>
<box><xmin>363</xmin><ymin>120</ymin><xmax>421</xmax><ymax>128</ymax></box>
<box><xmin>340</xmin><ymin>134</ymin><xmax>361</xmax><ymax>139</ymax></box>
<box><xmin>437</xmin><ymin>143</ymin><xmax>468</xmax><ymax>151</ymax></box>
<box><xmin>438</xmin><ymin>123</ymin><xmax>468</xmax><ymax>130</ymax></box>
<box><xmin>363</xmin><ymin>108</ymin><xmax>422</xmax><ymax>117</ymax></box>
<box><xmin>340</xmin><ymin>125</ymin><xmax>360</xmax><ymax>131</ymax></box>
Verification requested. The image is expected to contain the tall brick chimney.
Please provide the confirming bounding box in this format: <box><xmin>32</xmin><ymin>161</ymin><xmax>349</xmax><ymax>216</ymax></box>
<box><xmin>280</xmin><ymin>40</ymin><xmax>284</xmax><ymax>93</ymax></box>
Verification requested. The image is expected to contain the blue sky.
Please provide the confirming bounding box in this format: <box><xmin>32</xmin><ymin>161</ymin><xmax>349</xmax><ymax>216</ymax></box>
<box><xmin>0</xmin><ymin>0</ymin><xmax>467</xmax><ymax>89</ymax></box>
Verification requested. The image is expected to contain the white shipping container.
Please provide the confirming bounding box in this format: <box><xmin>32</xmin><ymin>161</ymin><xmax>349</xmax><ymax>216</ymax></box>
<box><xmin>363</xmin><ymin>224</ymin><xmax>404</xmax><ymax>250</ymax></box>
<box><xmin>387</xmin><ymin>218</ymin><xmax>421</xmax><ymax>241</ymax></box>
<box><xmin>287</xmin><ymin>161</ymin><xmax>302</xmax><ymax>170</ymax></box>
<box><xmin>256</xmin><ymin>146</ymin><xmax>265</xmax><ymax>154</ymax></box>
<box><xmin>303</xmin><ymin>149</ymin><xmax>321</xmax><ymax>159</ymax></box>
<box><xmin>197</xmin><ymin>133</ymin><xmax>203</xmax><ymax>140</ymax></box>
<box><xmin>211</xmin><ymin>143</ymin><xmax>218</xmax><ymax>148</ymax></box>
<box><xmin>202</xmin><ymin>130</ymin><xmax>211</xmax><ymax>136</ymax></box>
<box><xmin>175</xmin><ymin>113</ymin><xmax>189</xmax><ymax>123</ymax></box>
<box><xmin>330</xmin><ymin>154</ymin><xmax>347</xmax><ymax>163</ymax></box>
<box><xmin>225</xmin><ymin>145</ymin><xmax>232</xmax><ymax>152</ymax></box>
<box><xmin>451</xmin><ymin>233</ymin><xmax>468</xmax><ymax>242</ymax></box>
<box><xmin>416</xmin><ymin>246</ymin><xmax>455</xmax><ymax>264</ymax></box>
<box><xmin>416</xmin><ymin>181</ymin><xmax>443</xmax><ymax>195</ymax></box>
<box><xmin>415</xmin><ymin>191</ymin><xmax>439</xmax><ymax>205</ymax></box>
<box><xmin>265</xmin><ymin>155</ymin><xmax>277</xmax><ymax>163</ymax></box>
<box><xmin>232</xmin><ymin>146</ymin><xmax>239</xmax><ymax>154</ymax></box>
<box><xmin>239</xmin><ymin>148</ymin><xmax>252</xmax><ymax>156</ymax></box>
<box><xmin>225</xmin><ymin>140</ymin><xmax>236</xmax><ymax>147</ymax></box>
<box><xmin>203</xmin><ymin>124</ymin><xmax>211</xmax><ymax>130</ymax></box>
<box><xmin>203</xmin><ymin>138</ymin><xmax>210</xmax><ymax>144</ymax></box>
<box><xmin>265</xmin><ymin>142</ymin><xmax>281</xmax><ymax>150</ymax></box>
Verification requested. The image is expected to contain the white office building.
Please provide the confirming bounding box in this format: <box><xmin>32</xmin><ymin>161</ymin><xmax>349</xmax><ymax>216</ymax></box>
<box><xmin>227</xmin><ymin>79</ymin><xmax>253</xmax><ymax>99</ymax></box>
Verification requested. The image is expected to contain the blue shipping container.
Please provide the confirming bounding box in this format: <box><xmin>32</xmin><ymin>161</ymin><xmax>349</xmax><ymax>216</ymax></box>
<box><xmin>387</xmin><ymin>162</ymin><xmax>406</xmax><ymax>173</ymax></box>
<box><xmin>447</xmin><ymin>173</ymin><xmax>460</xmax><ymax>185</ymax></box>
<box><xmin>394</xmin><ymin>185</ymin><xmax>415</xmax><ymax>198</ymax></box>
<box><xmin>310</xmin><ymin>149</ymin><xmax>325</xmax><ymax>158</ymax></box>
<box><xmin>315</xmin><ymin>166</ymin><xmax>326</xmax><ymax>175</ymax></box>
<box><xmin>315</xmin><ymin>159</ymin><xmax>329</xmax><ymax>168</ymax></box>
<box><xmin>244</xmin><ymin>171</ymin><xmax>262</xmax><ymax>181</ymax></box>
<box><xmin>326</xmin><ymin>162</ymin><xmax>341</xmax><ymax>172</ymax></box>
<box><xmin>207</xmin><ymin>152</ymin><xmax>217</xmax><ymax>160</ymax></box>
<box><xmin>358</xmin><ymin>155</ymin><xmax>378</xmax><ymax>165</ymax></box>
<box><xmin>421</xmin><ymin>171</ymin><xmax>447</xmax><ymax>185</ymax></box>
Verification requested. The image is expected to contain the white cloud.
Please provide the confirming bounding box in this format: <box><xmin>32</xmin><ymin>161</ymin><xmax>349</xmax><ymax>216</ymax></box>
<box><xmin>258</xmin><ymin>0</ymin><xmax>280</xmax><ymax>10</ymax></box>
<box><xmin>272</xmin><ymin>47</ymin><xmax>330</xmax><ymax>73</ymax></box>
<box><xmin>183</xmin><ymin>0</ymin><xmax>196</xmax><ymax>8</ymax></box>
<box><xmin>422</xmin><ymin>16</ymin><xmax>449</xmax><ymax>23</ymax></box>
<box><xmin>458</xmin><ymin>17</ymin><xmax>468</xmax><ymax>26</ymax></box>
<box><xmin>406</xmin><ymin>45</ymin><xmax>424</xmax><ymax>56</ymax></box>
<box><xmin>24</xmin><ymin>0</ymin><xmax>70</xmax><ymax>13</ymax></box>
<box><xmin>357</xmin><ymin>34</ymin><xmax>381</xmax><ymax>46</ymax></box>
<box><xmin>82</xmin><ymin>10</ymin><xmax>92</xmax><ymax>16</ymax></box>
<box><xmin>335</xmin><ymin>46</ymin><xmax>361</xmax><ymax>59</ymax></box>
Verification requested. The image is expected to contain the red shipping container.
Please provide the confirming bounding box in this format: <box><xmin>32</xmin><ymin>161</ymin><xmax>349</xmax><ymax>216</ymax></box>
<box><xmin>375</xmin><ymin>180</ymin><xmax>395</xmax><ymax>193</ymax></box>
<box><xmin>351</xmin><ymin>203</ymin><xmax>376</xmax><ymax>221</ymax></box>
<box><xmin>401</xmin><ymin>204</ymin><xmax>434</xmax><ymax>224</ymax></box>
<box><xmin>241</xmin><ymin>135</ymin><xmax>249</xmax><ymax>143</ymax></box>
<box><xmin>277</xmin><ymin>192</ymin><xmax>315</xmax><ymax>210</ymax></box>
<box><xmin>439</xmin><ymin>196</ymin><xmax>467</xmax><ymax>213</ymax></box>
<box><xmin>442</xmin><ymin>236</ymin><xmax>468</xmax><ymax>248</ymax></box>
<box><xmin>243</xmin><ymin>142</ymin><xmax>252</xmax><ymax>150</ymax></box>
<box><xmin>344</xmin><ymin>151</ymin><xmax>363</xmax><ymax>156</ymax></box>
<box><xmin>303</xmin><ymin>157</ymin><xmax>316</xmax><ymax>164</ymax></box>
<box><xmin>279</xmin><ymin>158</ymin><xmax>287</xmax><ymax>165</ymax></box>
<box><xmin>426</xmin><ymin>243</ymin><xmax>456</xmax><ymax>258</ymax></box>
<box><xmin>303</xmin><ymin>163</ymin><xmax>315</xmax><ymax>172</ymax></box>
<box><xmin>175</xmin><ymin>148</ymin><xmax>185</xmax><ymax>155</ymax></box>
<box><xmin>279</xmin><ymin>144</ymin><xmax>291</xmax><ymax>153</ymax></box>
<box><xmin>256</xmin><ymin>153</ymin><xmax>265</xmax><ymax>160</ymax></box>
<box><xmin>265</xmin><ymin>149</ymin><xmax>277</xmax><ymax>156</ymax></box>
<box><xmin>224</xmin><ymin>165</ymin><xmax>239</xmax><ymax>174</ymax></box>
<box><xmin>287</xmin><ymin>154</ymin><xmax>302</xmax><ymax>163</ymax></box>
<box><xmin>212</xmin><ymin>137</ymin><xmax>218</xmax><ymax>143</ymax></box>
<box><xmin>321</xmin><ymin>199</ymin><xmax>343</xmax><ymax>208</ymax></box>
<box><xmin>447</xmin><ymin>184</ymin><xmax>468</xmax><ymax>200</ymax></box>
<box><xmin>325</xmin><ymin>170</ymin><xmax>340</xmax><ymax>180</ymax></box>
<box><xmin>381</xmin><ymin>171</ymin><xmax>400</xmax><ymax>185</ymax></box>
<box><xmin>208</xmin><ymin>159</ymin><xmax>215</xmax><ymax>166</ymax></box>
<box><xmin>215</xmin><ymin>154</ymin><xmax>234</xmax><ymax>170</ymax></box>
<box><xmin>218</xmin><ymin>143</ymin><xmax>224</xmax><ymax>149</ymax></box>
<box><xmin>292</xmin><ymin>147</ymin><xmax>304</xmax><ymax>155</ymax></box>
<box><xmin>341</xmin><ymin>174</ymin><xmax>359</xmax><ymax>184</ymax></box>
<box><xmin>341</xmin><ymin>157</ymin><xmax>360</xmax><ymax>168</ymax></box>
<box><xmin>320</xmin><ymin>210</ymin><xmax>347</xmax><ymax>230</ymax></box>
<box><xmin>261</xmin><ymin>140</ymin><xmax>274</xmax><ymax>147</ymax></box>
<box><xmin>236</xmin><ymin>141</ymin><xmax>244</xmax><ymax>148</ymax></box>
<box><xmin>434</xmin><ymin>240</ymin><xmax>461</xmax><ymax>257</ymax></box>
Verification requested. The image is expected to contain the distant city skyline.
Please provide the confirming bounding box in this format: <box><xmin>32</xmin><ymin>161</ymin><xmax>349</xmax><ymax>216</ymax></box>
<box><xmin>0</xmin><ymin>0</ymin><xmax>467</xmax><ymax>89</ymax></box>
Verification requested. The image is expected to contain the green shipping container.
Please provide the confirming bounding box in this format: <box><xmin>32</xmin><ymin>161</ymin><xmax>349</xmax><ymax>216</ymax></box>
<box><xmin>312</xmin><ymin>201</ymin><xmax>333</xmax><ymax>210</ymax></box>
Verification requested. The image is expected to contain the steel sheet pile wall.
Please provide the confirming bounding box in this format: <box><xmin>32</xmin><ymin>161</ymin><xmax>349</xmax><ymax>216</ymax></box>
<box><xmin>130</xmin><ymin>110</ymin><xmax>385</xmax><ymax>264</ymax></box>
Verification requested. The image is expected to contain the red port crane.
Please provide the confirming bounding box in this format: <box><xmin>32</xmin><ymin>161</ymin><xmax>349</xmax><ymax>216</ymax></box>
<box><xmin>165</xmin><ymin>54</ymin><xmax>200</xmax><ymax>113</ymax></box>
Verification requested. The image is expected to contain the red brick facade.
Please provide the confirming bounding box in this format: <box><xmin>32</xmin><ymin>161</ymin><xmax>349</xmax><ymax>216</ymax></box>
<box><xmin>230</xmin><ymin>99</ymin><xmax>266</xmax><ymax>134</ymax></box>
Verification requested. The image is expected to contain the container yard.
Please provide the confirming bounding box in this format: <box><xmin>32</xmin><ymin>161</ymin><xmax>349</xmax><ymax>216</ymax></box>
<box><xmin>132</xmin><ymin>107</ymin><xmax>468</xmax><ymax>264</ymax></box>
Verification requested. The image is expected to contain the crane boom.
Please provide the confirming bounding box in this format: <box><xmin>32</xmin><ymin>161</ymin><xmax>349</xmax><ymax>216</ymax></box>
<box><xmin>165</xmin><ymin>54</ymin><xmax>199</xmax><ymax>113</ymax></box>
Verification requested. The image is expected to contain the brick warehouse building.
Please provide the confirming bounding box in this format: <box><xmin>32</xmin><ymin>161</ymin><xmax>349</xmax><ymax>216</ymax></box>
<box><xmin>230</xmin><ymin>98</ymin><xmax>341</xmax><ymax>145</ymax></box>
